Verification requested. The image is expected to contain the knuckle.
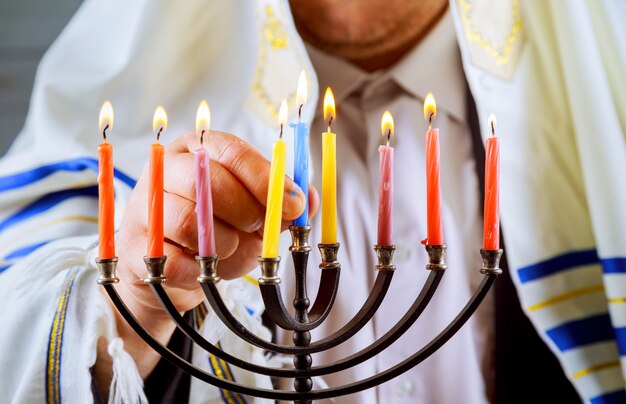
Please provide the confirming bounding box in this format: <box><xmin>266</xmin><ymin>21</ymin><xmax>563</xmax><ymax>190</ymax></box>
<box><xmin>218</xmin><ymin>231</ymin><xmax>239</xmax><ymax>259</ymax></box>
<box><xmin>175</xmin><ymin>200</ymin><xmax>197</xmax><ymax>237</ymax></box>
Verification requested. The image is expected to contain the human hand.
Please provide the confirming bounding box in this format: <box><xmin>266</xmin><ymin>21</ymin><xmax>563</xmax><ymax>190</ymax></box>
<box><xmin>98</xmin><ymin>131</ymin><xmax>318</xmax><ymax>382</ymax></box>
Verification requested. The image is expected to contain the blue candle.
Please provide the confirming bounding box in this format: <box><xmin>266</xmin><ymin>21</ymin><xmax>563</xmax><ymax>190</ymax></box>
<box><xmin>292</xmin><ymin>70</ymin><xmax>309</xmax><ymax>226</ymax></box>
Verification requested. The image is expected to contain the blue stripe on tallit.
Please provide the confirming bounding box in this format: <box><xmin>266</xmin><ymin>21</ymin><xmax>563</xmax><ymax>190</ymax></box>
<box><xmin>546</xmin><ymin>314</ymin><xmax>615</xmax><ymax>352</ymax></box>
<box><xmin>601</xmin><ymin>258</ymin><xmax>626</xmax><ymax>274</ymax></box>
<box><xmin>4</xmin><ymin>240</ymin><xmax>50</xmax><ymax>260</ymax></box>
<box><xmin>590</xmin><ymin>389</ymin><xmax>626</xmax><ymax>404</ymax></box>
<box><xmin>0</xmin><ymin>185</ymin><xmax>98</xmax><ymax>232</ymax></box>
<box><xmin>0</xmin><ymin>240</ymin><xmax>52</xmax><ymax>275</ymax></box>
<box><xmin>517</xmin><ymin>249</ymin><xmax>599</xmax><ymax>283</ymax></box>
<box><xmin>0</xmin><ymin>157</ymin><xmax>136</xmax><ymax>191</ymax></box>
<box><xmin>612</xmin><ymin>327</ymin><xmax>626</xmax><ymax>356</ymax></box>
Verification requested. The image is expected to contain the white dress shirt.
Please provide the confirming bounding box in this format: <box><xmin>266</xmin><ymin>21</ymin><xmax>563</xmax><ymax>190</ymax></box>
<box><xmin>278</xmin><ymin>11</ymin><xmax>494</xmax><ymax>404</ymax></box>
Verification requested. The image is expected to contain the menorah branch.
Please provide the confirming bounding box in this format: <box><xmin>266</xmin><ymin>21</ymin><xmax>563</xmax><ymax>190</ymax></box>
<box><xmin>201</xmin><ymin>266</ymin><xmax>393</xmax><ymax>356</ymax></box>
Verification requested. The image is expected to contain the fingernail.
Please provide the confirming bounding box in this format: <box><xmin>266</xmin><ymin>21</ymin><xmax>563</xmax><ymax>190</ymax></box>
<box><xmin>284</xmin><ymin>183</ymin><xmax>305</xmax><ymax>215</ymax></box>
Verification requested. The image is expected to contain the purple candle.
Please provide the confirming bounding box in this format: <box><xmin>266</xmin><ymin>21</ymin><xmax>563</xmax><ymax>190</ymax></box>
<box><xmin>377</xmin><ymin>111</ymin><xmax>394</xmax><ymax>246</ymax></box>
<box><xmin>195</xmin><ymin>101</ymin><xmax>216</xmax><ymax>256</ymax></box>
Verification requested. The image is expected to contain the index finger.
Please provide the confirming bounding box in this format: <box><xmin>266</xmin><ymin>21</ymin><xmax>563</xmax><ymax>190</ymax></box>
<box><xmin>170</xmin><ymin>131</ymin><xmax>306</xmax><ymax>219</ymax></box>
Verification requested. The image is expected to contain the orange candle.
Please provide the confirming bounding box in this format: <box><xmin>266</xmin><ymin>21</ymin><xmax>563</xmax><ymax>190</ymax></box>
<box><xmin>424</xmin><ymin>93</ymin><xmax>444</xmax><ymax>245</ymax></box>
<box><xmin>148</xmin><ymin>106</ymin><xmax>167</xmax><ymax>257</ymax></box>
<box><xmin>483</xmin><ymin>114</ymin><xmax>500</xmax><ymax>250</ymax></box>
<box><xmin>98</xmin><ymin>101</ymin><xmax>115</xmax><ymax>259</ymax></box>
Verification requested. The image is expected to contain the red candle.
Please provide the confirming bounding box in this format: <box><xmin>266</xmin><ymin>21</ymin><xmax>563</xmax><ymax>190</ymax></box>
<box><xmin>148</xmin><ymin>106</ymin><xmax>167</xmax><ymax>257</ymax></box>
<box><xmin>377</xmin><ymin>111</ymin><xmax>394</xmax><ymax>246</ymax></box>
<box><xmin>195</xmin><ymin>100</ymin><xmax>216</xmax><ymax>256</ymax></box>
<box><xmin>424</xmin><ymin>93</ymin><xmax>444</xmax><ymax>245</ymax></box>
<box><xmin>98</xmin><ymin>101</ymin><xmax>115</xmax><ymax>259</ymax></box>
<box><xmin>483</xmin><ymin>114</ymin><xmax>500</xmax><ymax>250</ymax></box>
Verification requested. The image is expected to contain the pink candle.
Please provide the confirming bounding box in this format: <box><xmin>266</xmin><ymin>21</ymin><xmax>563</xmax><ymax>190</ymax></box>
<box><xmin>483</xmin><ymin>114</ymin><xmax>500</xmax><ymax>250</ymax></box>
<box><xmin>195</xmin><ymin>146</ymin><xmax>216</xmax><ymax>256</ymax></box>
<box><xmin>377</xmin><ymin>111</ymin><xmax>395</xmax><ymax>245</ymax></box>
<box><xmin>195</xmin><ymin>101</ymin><xmax>216</xmax><ymax>256</ymax></box>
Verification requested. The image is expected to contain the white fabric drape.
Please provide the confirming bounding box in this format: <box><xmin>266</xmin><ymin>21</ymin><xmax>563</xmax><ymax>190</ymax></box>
<box><xmin>452</xmin><ymin>0</ymin><xmax>626</xmax><ymax>401</ymax></box>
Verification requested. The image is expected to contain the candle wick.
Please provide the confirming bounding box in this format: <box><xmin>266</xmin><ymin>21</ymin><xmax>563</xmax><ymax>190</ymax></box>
<box><xmin>428</xmin><ymin>113</ymin><xmax>434</xmax><ymax>126</ymax></box>
<box><xmin>200</xmin><ymin>130</ymin><xmax>205</xmax><ymax>145</ymax></box>
<box><xmin>102</xmin><ymin>124</ymin><xmax>109</xmax><ymax>142</ymax></box>
<box><xmin>298</xmin><ymin>104</ymin><xmax>303</xmax><ymax>121</ymax></box>
<box><xmin>327</xmin><ymin>116</ymin><xmax>333</xmax><ymax>133</ymax></box>
<box><xmin>386</xmin><ymin>130</ymin><xmax>391</xmax><ymax>146</ymax></box>
<box><xmin>279</xmin><ymin>123</ymin><xmax>283</xmax><ymax>139</ymax></box>
<box><xmin>157</xmin><ymin>127</ymin><xmax>163</xmax><ymax>142</ymax></box>
<box><xmin>490</xmin><ymin>122</ymin><xmax>495</xmax><ymax>136</ymax></box>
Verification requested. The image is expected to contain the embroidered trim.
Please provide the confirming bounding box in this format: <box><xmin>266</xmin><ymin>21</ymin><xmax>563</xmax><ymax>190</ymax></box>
<box><xmin>46</xmin><ymin>268</ymin><xmax>79</xmax><ymax>404</ymax></box>
<box><xmin>251</xmin><ymin>4</ymin><xmax>299</xmax><ymax>120</ymax></box>
<box><xmin>209</xmin><ymin>342</ymin><xmax>247</xmax><ymax>404</ymax></box>
<box><xmin>458</xmin><ymin>0</ymin><xmax>522</xmax><ymax>65</ymax></box>
<box><xmin>196</xmin><ymin>302</ymin><xmax>209</xmax><ymax>329</ymax></box>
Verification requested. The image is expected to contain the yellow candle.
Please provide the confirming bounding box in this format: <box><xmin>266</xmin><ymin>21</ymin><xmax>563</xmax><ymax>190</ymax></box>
<box><xmin>261</xmin><ymin>100</ymin><xmax>288</xmax><ymax>258</ymax></box>
<box><xmin>321</xmin><ymin>88</ymin><xmax>337</xmax><ymax>244</ymax></box>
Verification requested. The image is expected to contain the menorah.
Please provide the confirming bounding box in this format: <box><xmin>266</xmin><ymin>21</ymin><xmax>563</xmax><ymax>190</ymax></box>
<box><xmin>96</xmin><ymin>225</ymin><xmax>503</xmax><ymax>403</ymax></box>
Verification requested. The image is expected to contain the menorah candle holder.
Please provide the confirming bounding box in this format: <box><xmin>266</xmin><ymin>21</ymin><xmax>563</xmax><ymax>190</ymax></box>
<box><xmin>97</xmin><ymin>226</ymin><xmax>502</xmax><ymax>403</ymax></box>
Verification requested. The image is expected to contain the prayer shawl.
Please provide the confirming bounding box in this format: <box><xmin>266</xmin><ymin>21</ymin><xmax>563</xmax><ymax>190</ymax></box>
<box><xmin>0</xmin><ymin>0</ymin><xmax>624</xmax><ymax>402</ymax></box>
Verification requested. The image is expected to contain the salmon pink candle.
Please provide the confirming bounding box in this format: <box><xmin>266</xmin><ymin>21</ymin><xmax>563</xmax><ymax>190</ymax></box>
<box><xmin>483</xmin><ymin>114</ymin><xmax>501</xmax><ymax>250</ymax></box>
<box><xmin>98</xmin><ymin>101</ymin><xmax>115</xmax><ymax>259</ymax></box>
<box><xmin>148</xmin><ymin>105</ymin><xmax>167</xmax><ymax>257</ymax></box>
<box><xmin>424</xmin><ymin>93</ymin><xmax>444</xmax><ymax>245</ymax></box>
<box><xmin>195</xmin><ymin>100</ymin><xmax>216</xmax><ymax>256</ymax></box>
<box><xmin>377</xmin><ymin>111</ymin><xmax>394</xmax><ymax>246</ymax></box>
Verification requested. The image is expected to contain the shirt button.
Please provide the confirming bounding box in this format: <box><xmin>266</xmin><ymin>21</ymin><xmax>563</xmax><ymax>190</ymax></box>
<box><xmin>393</xmin><ymin>378</ymin><xmax>415</xmax><ymax>397</ymax></box>
<box><xmin>395</xmin><ymin>245</ymin><xmax>412</xmax><ymax>262</ymax></box>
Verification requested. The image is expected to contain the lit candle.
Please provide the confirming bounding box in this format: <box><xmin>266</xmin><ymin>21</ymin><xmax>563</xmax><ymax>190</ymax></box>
<box><xmin>98</xmin><ymin>101</ymin><xmax>115</xmax><ymax>259</ymax></box>
<box><xmin>292</xmin><ymin>70</ymin><xmax>310</xmax><ymax>227</ymax></box>
<box><xmin>148</xmin><ymin>105</ymin><xmax>167</xmax><ymax>257</ymax></box>
<box><xmin>424</xmin><ymin>93</ymin><xmax>444</xmax><ymax>245</ymax></box>
<box><xmin>321</xmin><ymin>88</ymin><xmax>337</xmax><ymax>244</ymax></box>
<box><xmin>195</xmin><ymin>100</ymin><xmax>216</xmax><ymax>256</ymax></box>
<box><xmin>261</xmin><ymin>100</ymin><xmax>288</xmax><ymax>258</ymax></box>
<box><xmin>483</xmin><ymin>114</ymin><xmax>500</xmax><ymax>250</ymax></box>
<box><xmin>378</xmin><ymin>111</ymin><xmax>394</xmax><ymax>246</ymax></box>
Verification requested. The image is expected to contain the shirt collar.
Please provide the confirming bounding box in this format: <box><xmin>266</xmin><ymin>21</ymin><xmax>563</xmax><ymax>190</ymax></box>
<box><xmin>306</xmin><ymin>9</ymin><xmax>466</xmax><ymax>123</ymax></box>
<box><xmin>306</xmin><ymin>43</ymin><xmax>369</xmax><ymax>106</ymax></box>
<box><xmin>390</xmin><ymin>9</ymin><xmax>466</xmax><ymax>122</ymax></box>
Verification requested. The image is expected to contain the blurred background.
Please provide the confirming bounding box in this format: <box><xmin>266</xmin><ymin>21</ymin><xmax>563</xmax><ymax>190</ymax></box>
<box><xmin>0</xmin><ymin>0</ymin><xmax>82</xmax><ymax>156</ymax></box>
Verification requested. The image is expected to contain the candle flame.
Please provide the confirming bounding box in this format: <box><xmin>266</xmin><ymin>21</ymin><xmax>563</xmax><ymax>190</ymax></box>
<box><xmin>278</xmin><ymin>99</ymin><xmax>288</xmax><ymax>127</ymax></box>
<box><xmin>423</xmin><ymin>92</ymin><xmax>437</xmax><ymax>123</ymax></box>
<box><xmin>152</xmin><ymin>105</ymin><xmax>168</xmax><ymax>139</ymax></box>
<box><xmin>99</xmin><ymin>101</ymin><xmax>114</xmax><ymax>135</ymax></box>
<box><xmin>381</xmin><ymin>110</ymin><xmax>394</xmax><ymax>141</ymax></box>
<box><xmin>488</xmin><ymin>113</ymin><xmax>497</xmax><ymax>136</ymax></box>
<box><xmin>296</xmin><ymin>70</ymin><xmax>307</xmax><ymax>110</ymax></box>
<box><xmin>196</xmin><ymin>100</ymin><xmax>211</xmax><ymax>134</ymax></box>
<box><xmin>323</xmin><ymin>87</ymin><xmax>336</xmax><ymax>127</ymax></box>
